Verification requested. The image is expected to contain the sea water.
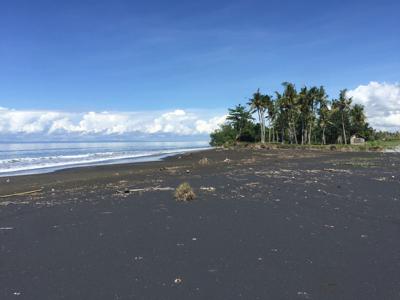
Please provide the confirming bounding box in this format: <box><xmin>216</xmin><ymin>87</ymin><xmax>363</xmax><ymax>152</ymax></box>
<box><xmin>0</xmin><ymin>141</ymin><xmax>210</xmax><ymax>176</ymax></box>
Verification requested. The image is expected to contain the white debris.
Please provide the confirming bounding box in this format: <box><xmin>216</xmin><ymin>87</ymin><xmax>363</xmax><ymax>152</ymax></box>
<box><xmin>200</xmin><ymin>186</ymin><xmax>216</xmax><ymax>192</ymax></box>
<box><xmin>324</xmin><ymin>224</ymin><xmax>335</xmax><ymax>229</ymax></box>
<box><xmin>0</xmin><ymin>227</ymin><xmax>13</xmax><ymax>230</ymax></box>
<box><xmin>297</xmin><ymin>291</ymin><xmax>310</xmax><ymax>298</ymax></box>
<box><xmin>174</xmin><ymin>278</ymin><xmax>182</xmax><ymax>284</ymax></box>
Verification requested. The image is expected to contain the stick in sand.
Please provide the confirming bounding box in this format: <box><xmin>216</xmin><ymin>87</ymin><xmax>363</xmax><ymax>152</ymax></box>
<box><xmin>0</xmin><ymin>189</ymin><xmax>43</xmax><ymax>198</ymax></box>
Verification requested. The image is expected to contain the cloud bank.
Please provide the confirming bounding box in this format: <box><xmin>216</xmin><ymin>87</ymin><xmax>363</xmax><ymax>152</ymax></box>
<box><xmin>0</xmin><ymin>108</ymin><xmax>226</xmax><ymax>140</ymax></box>
<box><xmin>1</xmin><ymin>81</ymin><xmax>398</xmax><ymax>140</ymax></box>
<box><xmin>347</xmin><ymin>82</ymin><xmax>400</xmax><ymax>131</ymax></box>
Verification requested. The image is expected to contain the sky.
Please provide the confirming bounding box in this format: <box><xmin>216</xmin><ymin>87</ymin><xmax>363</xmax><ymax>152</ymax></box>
<box><xmin>0</xmin><ymin>0</ymin><xmax>399</xmax><ymax>139</ymax></box>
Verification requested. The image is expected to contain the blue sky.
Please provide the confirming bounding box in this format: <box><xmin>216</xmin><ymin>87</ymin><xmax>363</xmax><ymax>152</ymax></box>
<box><xmin>1</xmin><ymin>0</ymin><xmax>399</xmax><ymax>110</ymax></box>
<box><xmin>0</xmin><ymin>0</ymin><xmax>399</xmax><ymax>137</ymax></box>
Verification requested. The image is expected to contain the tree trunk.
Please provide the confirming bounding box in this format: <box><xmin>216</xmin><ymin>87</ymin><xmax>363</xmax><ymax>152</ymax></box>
<box><xmin>322</xmin><ymin>127</ymin><xmax>326</xmax><ymax>145</ymax></box>
<box><xmin>261</xmin><ymin>111</ymin><xmax>266</xmax><ymax>144</ymax></box>
<box><xmin>293</xmin><ymin>122</ymin><xmax>298</xmax><ymax>144</ymax></box>
<box><xmin>268</xmin><ymin>127</ymin><xmax>271</xmax><ymax>143</ymax></box>
<box><xmin>308</xmin><ymin>121</ymin><xmax>312</xmax><ymax>145</ymax></box>
<box><xmin>341</xmin><ymin>112</ymin><xmax>347</xmax><ymax>144</ymax></box>
<box><xmin>258</xmin><ymin>110</ymin><xmax>265</xmax><ymax>144</ymax></box>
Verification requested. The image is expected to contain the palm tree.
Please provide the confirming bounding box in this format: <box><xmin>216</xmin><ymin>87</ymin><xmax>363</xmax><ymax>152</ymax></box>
<box><xmin>266</xmin><ymin>97</ymin><xmax>276</xmax><ymax>142</ymax></box>
<box><xmin>281</xmin><ymin>82</ymin><xmax>299</xmax><ymax>144</ymax></box>
<box><xmin>313</xmin><ymin>86</ymin><xmax>328</xmax><ymax>144</ymax></box>
<box><xmin>226</xmin><ymin>104</ymin><xmax>254</xmax><ymax>141</ymax></box>
<box><xmin>248</xmin><ymin>89</ymin><xmax>270</xmax><ymax>144</ymax></box>
<box><xmin>275</xmin><ymin>91</ymin><xmax>286</xmax><ymax>144</ymax></box>
<box><xmin>307</xmin><ymin>87</ymin><xmax>321</xmax><ymax>144</ymax></box>
<box><xmin>317</xmin><ymin>96</ymin><xmax>331</xmax><ymax>145</ymax></box>
<box><xmin>298</xmin><ymin>87</ymin><xmax>310</xmax><ymax>145</ymax></box>
<box><xmin>336</xmin><ymin>89</ymin><xmax>352</xmax><ymax>144</ymax></box>
<box><xmin>350</xmin><ymin>104</ymin><xmax>367</xmax><ymax>137</ymax></box>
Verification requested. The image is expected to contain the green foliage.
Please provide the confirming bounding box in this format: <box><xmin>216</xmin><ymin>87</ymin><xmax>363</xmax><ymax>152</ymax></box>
<box><xmin>210</xmin><ymin>82</ymin><xmax>398</xmax><ymax>147</ymax></box>
<box><xmin>226</xmin><ymin>104</ymin><xmax>254</xmax><ymax>140</ymax></box>
<box><xmin>247</xmin><ymin>89</ymin><xmax>271</xmax><ymax>143</ymax></box>
<box><xmin>210</xmin><ymin>124</ymin><xmax>236</xmax><ymax>146</ymax></box>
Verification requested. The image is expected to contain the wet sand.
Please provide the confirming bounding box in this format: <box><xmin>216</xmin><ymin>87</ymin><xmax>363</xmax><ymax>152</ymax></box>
<box><xmin>0</xmin><ymin>148</ymin><xmax>399</xmax><ymax>299</ymax></box>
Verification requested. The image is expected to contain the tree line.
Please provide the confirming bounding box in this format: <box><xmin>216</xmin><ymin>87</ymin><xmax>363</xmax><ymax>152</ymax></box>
<box><xmin>210</xmin><ymin>82</ymin><xmax>377</xmax><ymax>146</ymax></box>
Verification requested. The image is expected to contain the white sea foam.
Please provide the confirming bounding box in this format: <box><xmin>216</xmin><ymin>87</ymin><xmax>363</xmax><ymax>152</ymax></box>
<box><xmin>0</xmin><ymin>141</ymin><xmax>210</xmax><ymax>176</ymax></box>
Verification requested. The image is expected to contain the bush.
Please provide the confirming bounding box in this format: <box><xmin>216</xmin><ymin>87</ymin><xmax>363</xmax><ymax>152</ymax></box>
<box><xmin>210</xmin><ymin>123</ymin><xmax>259</xmax><ymax>146</ymax></box>
<box><xmin>210</xmin><ymin>124</ymin><xmax>236</xmax><ymax>146</ymax></box>
<box><xmin>175</xmin><ymin>183</ymin><xmax>196</xmax><ymax>201</ymax></box>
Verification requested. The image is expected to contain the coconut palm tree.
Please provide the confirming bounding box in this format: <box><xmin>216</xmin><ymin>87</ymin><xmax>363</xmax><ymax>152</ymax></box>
<box><xmin>266</xmin><ymin>97</ymin><xmax>277</xmax><ymax>142</ymax></box>
<box><xmin>248</xmin><ymin>89</ymin><xmax>269</xmax><ymax>144</ymax></box>
<box><xmin>335</xmin><ymin>89</ymin><xmax>352</xmax><ymax>144</ymax></box>
<box><xmin>317</xmin><ymin>96</ymin><xmax>331</xmax><ymax>145</ymax></box>
<box><xmin>312</xmin><ymin>86</ymin><xmax>328</xmax><ymax>144</ymax></box>
<box><xmin>298</xmin><ymin>87</ymin><xmax>310</xmax><ymax>145</ymax></box>
<box><xmin>350</xmin><ymin>104</ymin><xmax>367</xmax><ymax>137</ymax></box>
<box><xmin>275</xmin><ymin>91</ymin><xmax>287</xmax><ymax>144</ymax></box>
<box><xmin>281</xmin><ymin>82</ymin><xmax>299</xmax><ymax>144</ymax></box>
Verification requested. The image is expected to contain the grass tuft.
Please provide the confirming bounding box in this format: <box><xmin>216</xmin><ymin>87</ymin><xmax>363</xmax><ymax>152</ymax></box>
<box><xmin>175</xmin><ymin>182</ymin><xmax>196</xmax><ymax>201</ymax></box>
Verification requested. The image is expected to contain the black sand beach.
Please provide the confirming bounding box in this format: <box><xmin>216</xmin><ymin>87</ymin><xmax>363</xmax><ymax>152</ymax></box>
<box><xmin>1</xmin><ymin>148</ymin><xmax>399</xmax><ymax>299</ymax></box>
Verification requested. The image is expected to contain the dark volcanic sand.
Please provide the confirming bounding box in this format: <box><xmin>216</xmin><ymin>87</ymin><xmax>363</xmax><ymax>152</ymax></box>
<box><xmin>0</xmin><ymin>148</ymin><xmax>399</xmax><ymax>299</ymax></box>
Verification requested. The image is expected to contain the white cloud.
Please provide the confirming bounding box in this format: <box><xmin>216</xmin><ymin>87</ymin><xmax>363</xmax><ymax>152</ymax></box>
<box><xmin>195</xmin><ymin>115</ymin><xmax>228</xmax><ymax>134</ymax></box>
<box><xmin>0</xmin><ymin>108</ymin><xmax>226</xmax><ymax>137</ymax></box>
<box><xmin>347</xmin><ymin>82</ymin><xmax>400</xmax><ymax>131</ymax></box>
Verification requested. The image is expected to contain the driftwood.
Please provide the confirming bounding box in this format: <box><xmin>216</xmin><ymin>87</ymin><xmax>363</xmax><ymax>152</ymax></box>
<box><xmin>117</xmin><ymin>187</ymin><xmax>174</xmax><ymax>194</ymax></box>
<box><xmin>200</xmin><ymin>186</ymin><xmax>216</xmax><ymax>192</ymax></box>
<box><xmin>0</xmin><ymin>189</ymin><xmax>43</xmax><ymax>198</ymax></box>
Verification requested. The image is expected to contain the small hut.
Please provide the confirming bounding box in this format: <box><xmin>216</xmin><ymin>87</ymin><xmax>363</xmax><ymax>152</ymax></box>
<box><xmin>350</xmin><ymin>135</ymin><xmax>365</xmax><ymax>145</ymax></box>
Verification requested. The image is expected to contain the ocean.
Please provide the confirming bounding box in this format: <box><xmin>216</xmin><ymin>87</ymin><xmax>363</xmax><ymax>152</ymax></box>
<box><xmin>0</xmin><ymin>141</ymin><xmax>210</xmax><ymax>177</ymax></box>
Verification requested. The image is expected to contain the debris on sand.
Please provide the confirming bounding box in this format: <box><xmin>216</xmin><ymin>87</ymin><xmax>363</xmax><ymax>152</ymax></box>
<box><xmin>0</xmin><ymin>189</ymin><xmax>43</xmax><ymax>198</ymax></box>
<box><xmin>297</xmin><ymin>291</ymin><xmax>310</xmax><ymax>299</ymax></box>
<box><xmin>175</xmin><ymin>183</ymin><xmax>196</xmax><ymax>201</ymax></box>
<box><xmin>117</xmin><ymin>187</ymin><xmax>174</xmax><ymax>194</ymax></box>
<box><xmin>245</xmin><ymin>182</ymin><xmax>259</xmax><ymax>187</ymax></box>
<box><xmin>323</xmin><ymin>168</ymin><xmax>352</xmax><ymax>174</ymax></box>
<box><xmin>324</xmin><ymin>224</ymin><xmax>335</xmax><ymax>229</ymax></box>
<box><xmin>198</xmin><ymin>157</ymin><xmax>210</xmax><ymax>165</ymax></box>
<box><xmin>174</xmin><ymin>278</ymin><xmax>183</xmax><ymax>284</ymax></box>
<box><xmin>200</xmin><ymin>186</ymin><xmax>216</xmax><ymax>192</ymax></box>
<box><xmin>241</xmin><ymin>157</ymin><xmax>256</xmax><ymax>164</ymax></box>
<box><xmin>163</xmin><ymin>166</ymin><xmax>191</xmax><ymax>175</ymax></box>
<box><xmin>0</xmin><ymin>227</ymin><xmax>14</xmax><ymax>230</ymax></box>
<box><xmin>0</xmin><ymin>200</ymin><xmax>30</xmax><ymax>206</ymax></box>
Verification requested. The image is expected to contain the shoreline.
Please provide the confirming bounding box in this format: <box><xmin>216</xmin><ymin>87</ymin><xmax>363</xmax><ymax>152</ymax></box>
<box><xmin>0</xmin><ymin>146</ymin><xmax>212</xmax><ymax>178</ymax></box>
<box><xmin>3</xmin><ymin>141</ymin><xmax>399</xmax><ymax>179</ymax></box>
